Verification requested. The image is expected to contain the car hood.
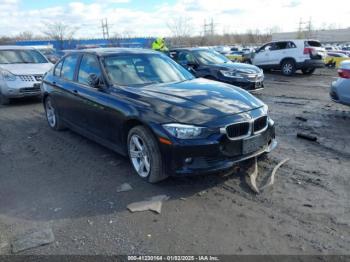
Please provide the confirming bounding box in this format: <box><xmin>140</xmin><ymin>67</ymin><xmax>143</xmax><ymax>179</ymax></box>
<box><xmin>211</xmin><ymin>62</ymin><xmax>262</xmax><ymax>73</ymax></box>
<box><xmin>0</xmin><ymin>63</ymin><xmax>53</xmax><ymax>75</ymax></box>
<box><xmin>126</xmin><ymin>78</ymin><xmax>265</xmax><ymax>125</ymax></box>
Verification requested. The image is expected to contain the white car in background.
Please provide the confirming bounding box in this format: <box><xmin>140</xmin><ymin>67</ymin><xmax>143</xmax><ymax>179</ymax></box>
<box><xmin>250</xmin><ymin>39</ymin><xmax>326</xmax><ymax>76</ymax></box>
<box><xmin>0</xmin><ymin>46</ymin><xmax>53</xmax><ymax>105</ymax></box>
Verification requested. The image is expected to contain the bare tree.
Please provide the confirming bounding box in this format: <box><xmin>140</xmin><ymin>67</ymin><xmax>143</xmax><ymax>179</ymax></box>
<box><xmin>16</xmin><ymin>31</ymin><xmax>34</xmax><ymax>41</ymax></box>
<box><xmin>43</xmin><ymin>22</ymin><xmax>78</xmax><ymax>49</ymax></box>
<box><xmin>167</xmin><ymin>16</ymin><xmax>194</xmax><ymax>47</ymax></box>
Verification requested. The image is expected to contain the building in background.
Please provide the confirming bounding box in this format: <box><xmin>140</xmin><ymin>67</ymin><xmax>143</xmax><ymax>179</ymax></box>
<box><xmin>272</xmin><ymin>28</ymin><xmax>350</xmax><ymax>44</ymax></box>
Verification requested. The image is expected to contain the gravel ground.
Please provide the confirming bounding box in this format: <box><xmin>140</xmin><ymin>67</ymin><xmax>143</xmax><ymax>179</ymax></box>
<box><xmin>0</xmin><ymin>68</ymin><xmax>349</xmax><ymax>255</ymax></box>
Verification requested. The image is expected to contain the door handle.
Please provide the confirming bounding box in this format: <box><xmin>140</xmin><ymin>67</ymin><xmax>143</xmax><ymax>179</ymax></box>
<box><xmin>73</xmin><ymin>89</ymin><xmax>78</xmax><ymax>95</ymax></box>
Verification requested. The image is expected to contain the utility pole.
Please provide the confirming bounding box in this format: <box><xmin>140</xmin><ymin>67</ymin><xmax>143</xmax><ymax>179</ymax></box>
<box><xmin>203</xmin><ymin>18</ymin><xmax>216</xmax><ymax>36</ymax></box>
<box><xmin>101</xmin><ymin>18</ymin><xmax>109</xmax><ymax>39</ymax></box>
<box><xmin>307</xmin><ymin>17</ymin><xmax>313</xmax><ymax>38</ymax></box>
<box><xmin>297</xmin><ymin>18</ymin><xmax>313</xmax><ymax>39</ymax></box>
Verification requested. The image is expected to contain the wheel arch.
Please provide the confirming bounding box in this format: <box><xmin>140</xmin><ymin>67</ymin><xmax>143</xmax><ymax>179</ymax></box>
<box><xmin>280</xmin><ymin>57</ymin><xmax>296</xmax><ymax>66</ymax></box>
<box><xmin>122</xmin><ymin>118</ymin><xmax>159</xmax><ymax>148</ymax></box>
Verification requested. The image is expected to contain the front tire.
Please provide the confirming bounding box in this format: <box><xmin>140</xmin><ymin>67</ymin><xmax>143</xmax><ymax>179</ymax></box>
<box><xmin>127</xmin><ymin>126</ymin><xmax>167</xmax><ymax>183</ymax></box>
<box><xmin>44</xmin><ymin>96</ymin><xmax>65</xmax><ymax>131</ymax></box>
<box><xmin>301</xmin><ymin>68</ymin><xmax>315</xmax><ymax>75</ymax></box>
<box><xmin>0</xmin><ymin>93</ymin><xmax>10</xmax><ymax>105</ymax></box>
<box><xmin>281</xmin><ymin>59</ymin><xmax>296</xmax><ymax>76</ymax></box>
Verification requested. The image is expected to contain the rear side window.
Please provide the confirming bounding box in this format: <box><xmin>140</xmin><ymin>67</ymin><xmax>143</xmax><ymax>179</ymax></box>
<box><xmin>78</xmin><ymin>54</ymin><xmax>102</xmax><ymax>86</ymax></box>
<box><xmin>305</xmin><ymin>41</ymin><xmax>321</xmax><ymax>47</ymax></box>
<box><xmin>54</xmin><ymin>60</ymin><xmax>63</xmax><ymax>76</ymax></box>
<box><xmin>61</xmin><ymin>54</ymin><xmax>79</xmax><ymax>81</ymax></box>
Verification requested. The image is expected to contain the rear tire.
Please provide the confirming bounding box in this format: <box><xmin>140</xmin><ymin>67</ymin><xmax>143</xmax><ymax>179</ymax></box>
<box><xmin>281</xmin><ymin>59</ymin><xmax>296</xmax><ymax>76</ymax></box>
<box><xmin>44</xmin><ymin>96</ymin><xmax>65</xmax><ymax>131</ymax></box>
<box><xmin>301</xmin><ymin>68</ymin><xmax>315</xmax><ymax>75</ymax></box>
<box><xmin>127</xmin><ymin>126</ymin><xmax>168</xmax><ymax>183</ymax></box>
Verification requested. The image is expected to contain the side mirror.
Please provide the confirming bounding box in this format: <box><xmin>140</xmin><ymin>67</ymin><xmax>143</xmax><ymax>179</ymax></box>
<box><xmin>87</xmin><ymin>73</ymin><xmax>101</xmax><ymax>88</ymax></box>
<box><xmin>187</xmin><ymin>61</ymin><xmax>198</xmax><ymax>68</ymax></box>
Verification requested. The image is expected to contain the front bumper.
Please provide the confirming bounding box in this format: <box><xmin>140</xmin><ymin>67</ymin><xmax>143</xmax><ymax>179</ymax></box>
<box><xmin>1</xmin><ymin>79</ymin><xmax>42</xmax><ymax>98</ymax></box>
<box><xmin>218</xmin><ymin>74</ymin><xmax>264</xmax><ymax>91</ymax></box>
<box><xmin>160</xmin><ymin>122</ymin><xmax>276</xmax><ymax>176</ymax></box>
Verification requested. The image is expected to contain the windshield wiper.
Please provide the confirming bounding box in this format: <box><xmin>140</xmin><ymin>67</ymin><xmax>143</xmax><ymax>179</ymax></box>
<box><xmin>132</xmin><ymin>81</ymin><xmax>159</xmax><ymax>87</ymax></box>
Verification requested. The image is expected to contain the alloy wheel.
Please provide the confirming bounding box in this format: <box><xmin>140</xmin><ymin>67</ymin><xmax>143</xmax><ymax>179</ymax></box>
<box><xmin>45</xmin><ymin>99</ymin><xmax>56</xmax><ymax>128</ymax></box>
<box><xmin>129</xmin><ymin>134</ymin><xmax>151</xmax><ymax>178</ymax></box>
<box><xmin>283</xmin><ymin>63</ymin><xmax>293</xmax><ymax>74</ymax></box>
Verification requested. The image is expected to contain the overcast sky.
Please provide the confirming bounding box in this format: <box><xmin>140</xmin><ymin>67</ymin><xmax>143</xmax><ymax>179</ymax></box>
<box><xmin>0</xmin><ymin>0</ymin><xmax>349</xmax><ymax>38</ymax></box>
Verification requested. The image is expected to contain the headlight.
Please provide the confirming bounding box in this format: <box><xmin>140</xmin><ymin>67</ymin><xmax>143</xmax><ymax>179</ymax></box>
<box><xmin>1</xmin><ymin>70</ymin><xmax>16</xmax><ymax>81</ymax></box>
<box><xmin>220</xmin><ymin>70</ymin><xmax>244</xmax><ymax>79</ymax></box>
<box><xmin>162</xmin><ymin>123</ymin><xmax>205</xmax><ymax>139</ymax></box>
<box><xmin>262</xmin><ymin>104</ymin><xmax>269</xmax><ymax>114</ymax></box>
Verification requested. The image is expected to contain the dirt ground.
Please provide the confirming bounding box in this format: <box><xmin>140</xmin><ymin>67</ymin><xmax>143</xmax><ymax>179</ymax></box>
<box><xmin>0</xmin><ymin>68</ymin><xmax>349</xmax><ymax>255</ymax></box>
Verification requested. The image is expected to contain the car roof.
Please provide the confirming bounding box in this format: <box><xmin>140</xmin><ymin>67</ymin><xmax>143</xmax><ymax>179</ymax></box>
<box><xmin>170</xmin><ymin>47</ymin><xmax>210</xmax><ymax>52</ymax></box>
<box><xmin>0</xmin><ymin>45</ymin><xmax>36</xmax><ymax>50</ymax></box>
<box><xmin>65</xmin><ymin>47</ymin><xmax>160</xmax><ymax>56</ymax></box>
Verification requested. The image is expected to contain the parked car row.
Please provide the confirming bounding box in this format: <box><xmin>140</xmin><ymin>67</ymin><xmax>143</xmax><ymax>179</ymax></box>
<box><xmin>169</xmin><ymin>48</ymin><xmax>264</xmax><ymax>91</ymax></box>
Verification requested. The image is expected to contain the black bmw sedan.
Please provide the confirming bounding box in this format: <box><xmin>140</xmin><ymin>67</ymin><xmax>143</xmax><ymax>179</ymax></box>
<box><xmin>41</xmin><ymin>48</ymin><xmax>276</xmax><ymax>183</ymax></box>
<box><xmin>169</xmin><ymin>48</ymin><xmax>264</xmax><ymax>91</ymax></box>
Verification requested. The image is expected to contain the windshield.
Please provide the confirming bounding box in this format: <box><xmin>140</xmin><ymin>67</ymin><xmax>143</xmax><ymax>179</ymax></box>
<box><xmin>193</xmin><ymin>50</ymin><xmax>231</xmax><ymax>65</ymax></box>
<box><xmin>38</xmin><ymin>48</ymin><xmax>55</xmax><ymax>56</ymax></box>
<box><xmin>103</xmin><ymin>53</ymin><xmax>194</xmax><ymax>86</ymax></box>
<box><xmin>0</xmin><ymin>50</ymin><xmax>48</xmax><ymax>64</ymax></box>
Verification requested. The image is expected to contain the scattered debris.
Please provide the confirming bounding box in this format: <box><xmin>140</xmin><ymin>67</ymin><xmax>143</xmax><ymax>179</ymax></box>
<box><xmin>53</xmin><ymin>208</ymin><xmax>62</xmax><ymax>213</ymax></box>
<box><xmin>11</xmin><ymin>228</ymin><xmax>55</xmax><ymax>253</ymax></box>
<box><xmin>296</xmin><ymin>116</ymin><xmax>308</xmax><ymax>122</ymax></box>
<box><xmin>116</xmin><ymin>183</ymin><xmax>133</xmax><ymax>193</ymax></box>
<box><xmin>180</xmin><ymin>197</ymin><xmax>187</xmax><ymax>201</ymax></box>
<box><xmin>0</xmin><ymin>241</ymin><xmax>9</xmax><ymax>254</ymax></box>
<box><xmin>27</xmin><ymin>128</ymin><xmax>39</xmax><ymax>136</ymax></box>
<box><xmin>127</xmin><ymin>195</ymin><xmax>169</xmax><ymax>214</ymax></box>
<box><xmin>276</xmin><ymin>101</ymin><xmax>306</xmax><ymax>106</ymax></box>
<box><xmin>197</xmin><ymin>191</ymin><xmax>207</xmax><ymax>196</ymax></box>
<box><xmin>303</xmin><ymin>204</ymin><xmax>313</xmax><ymax>208</ymax></box>
<box><xmin>260</xmin><ymin>158</ymin><xmax>290</xmax><ymax>191</ymax></box>
<box><xmin>297</xmin><ymin>133</ymin><xmax>318</xmax><ymax>142</ymax></box>
<box><xmin>245</xmin><ymin>158</ymin><xmax>260</xmax><ymax>194</ymax></box>
<box><xmin>147</xmin><ymin>234</ymin><xmax>152</xmax><ymax>238</ymax></box>
<box><xmin>245</xmin><ymin>157</ymin><xmax>290</xmax><ymax>194</ymax></box>
<box><xmin>87</xmin><ymin>220</ymin><xmax>94</xmax><ymax>226</ymax></box>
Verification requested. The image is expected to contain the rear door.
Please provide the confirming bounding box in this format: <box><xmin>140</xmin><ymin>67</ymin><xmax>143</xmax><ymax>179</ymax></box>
<box><xmin>270</xmin><ymin>41</ymin><xmax>296</xmax><ymax>64</ymax></box>
<box><xmin>51</xmin><ymin>54</ymin><xmax>82</xmax><ymax>125</ymax></box>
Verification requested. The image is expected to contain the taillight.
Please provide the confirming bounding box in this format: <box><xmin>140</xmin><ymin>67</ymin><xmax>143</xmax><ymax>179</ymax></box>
<box><xmin>338</xmin><ymin>68</ymin><xmax>350</xmax><ymax>79</ymax></box>
<box><xmin>304</xmin><ymin>47</ymin><xmax>317</xmax><ymax>56</ymax></box>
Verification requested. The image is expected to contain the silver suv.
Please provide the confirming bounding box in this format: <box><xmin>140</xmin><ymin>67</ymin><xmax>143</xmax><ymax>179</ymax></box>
<box><xmin>0</xmin><ymin>46</ymin><xmax>53</xmax><ymax>105</ymax></box>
